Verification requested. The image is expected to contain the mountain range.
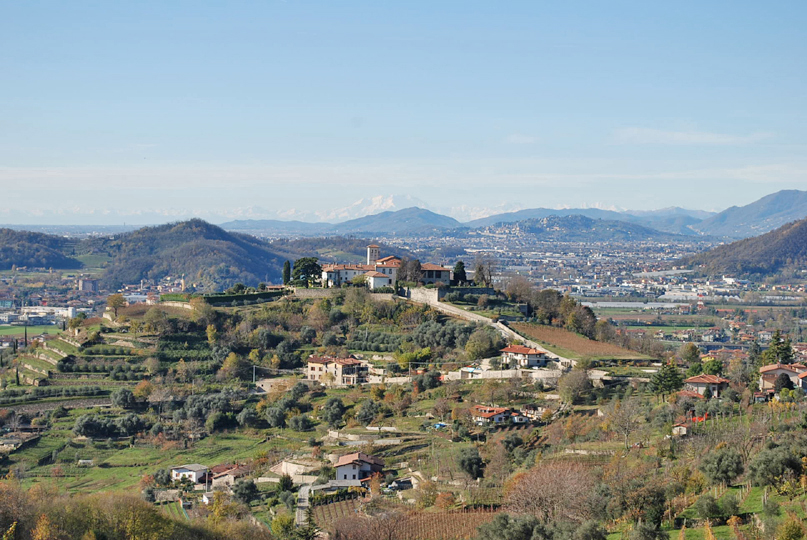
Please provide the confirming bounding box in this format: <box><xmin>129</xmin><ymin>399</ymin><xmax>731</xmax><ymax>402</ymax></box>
<box><xmin>220</xmin><ymin>190</ymin><xmax>807</xmax><ymax>239</ymax></box>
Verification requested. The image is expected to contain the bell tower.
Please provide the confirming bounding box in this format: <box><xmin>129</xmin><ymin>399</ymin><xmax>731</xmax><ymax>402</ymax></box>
<box><xmin>367</xmin><ymin>244</ymin><xmax>380</xmax><ymax>265</ymax></box>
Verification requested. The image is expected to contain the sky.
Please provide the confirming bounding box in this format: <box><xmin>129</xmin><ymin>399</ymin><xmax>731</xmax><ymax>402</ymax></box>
<box><xmin>1</xmin><ymin>1</ymin><xmax>806</xmax><ymax>224</ymax></box>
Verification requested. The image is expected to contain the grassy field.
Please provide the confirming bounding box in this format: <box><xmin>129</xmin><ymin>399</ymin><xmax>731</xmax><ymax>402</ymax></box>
<box><xmin>511</xmin><ymin>323</ymin><xmax>648</xmax><ymax>360</ymax></box>
<box><xmin>0</xmin><ymin>325</ymin><xmax>62</xmax><ymax>337</ymax></box>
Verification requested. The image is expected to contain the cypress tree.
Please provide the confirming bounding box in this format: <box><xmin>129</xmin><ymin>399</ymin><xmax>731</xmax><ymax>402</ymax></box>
<box><xmin>282</xmin><ymin>260</ymin><xmax>291</xmax><ymax>285</ymax></box>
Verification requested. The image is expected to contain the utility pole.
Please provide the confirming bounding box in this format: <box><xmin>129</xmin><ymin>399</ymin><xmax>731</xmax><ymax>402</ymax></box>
<box><xmin>253</xmin><ymin>365</ymin><xmax>256</xmax><ymax>384</ymax></box>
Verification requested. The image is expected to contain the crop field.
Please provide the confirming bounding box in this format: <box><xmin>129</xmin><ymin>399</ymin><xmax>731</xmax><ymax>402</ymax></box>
<box><xmin>511</xmin><ymin>323</ymin><xmax>647</xmax><ymax>360</ymax></box>
<box><xmin>313</xmin><ymin>499</ymin><xmax>361</xmax><ymax>530</ymax></box>
<box><xmin>400</xmin><ymin>509</ymin><xmax>500</xmax><ymax>540</ymax></box>
<box><xmin>315</xmin><ymin>502</ymin><xmax>500</xmax><ymax>540</ymax></box>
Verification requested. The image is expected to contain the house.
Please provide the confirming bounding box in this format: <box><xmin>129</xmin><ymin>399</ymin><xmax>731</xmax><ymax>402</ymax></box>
<box><xmin>683</xmin><ymin>375</ymin><xmax>731</xmax><ymax>398</ymax></box>
<box><xmin>321</xmin><ymin>246</ymin><xmax>402</xmax><ymax>287</ymax></box>
<box><xmin>363</xmin><ymin>271</ymin><xmax>393</xmax><ymax>290</ymax></box>
<box><xmin>306</xmin><ymin>355</ymin><xmax>369</xmax><ymax>386</ymax></box>
<box><xmin>758</xmin><ymin>363</ymin><xmax>807</xmax><ymax>391</ymax></box>
<box><xmin>212</xmin><ymin>465</ymin><xmax>250</xmax><ymax>488</ymax></box>
<box><xmin>471</xmin><ymin>405</ymin><xmax>511</xmax><ymax>424</ymax></box>
<box><xmin>500</xmin><ymin>345</ymin><xmax>549</xmax><ymax>368</ymax></box>
<box><xmin>202</xmin><ymin>492</ymin><xmax>216</xmax><ymax>505</ymax></box>
<box><xmin>334</xmin><ymin>452</ymin><xmax>384</xmax><ymax>483</ymax></box>
<box><xmin>672</xmin><ymin>423</ymin><xmax>688</xmax><ymax>437</ymax></box>
<box><xmin>419</xmin><ymin>263</ymin><xmax>451</xmax><ymax>285</ymax></box>
<box><xmin>170</xmin><ymin>464</ymin><xmax>208</xmax><ymax>484</ymax></box>
<box><xmin>521</xmin><ymin>403</ymin><xmax>547</xmax><ymax>421</ymax></box>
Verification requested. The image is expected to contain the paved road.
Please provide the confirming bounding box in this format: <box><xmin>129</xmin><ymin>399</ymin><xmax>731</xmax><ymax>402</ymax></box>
<box><xmin>403</xmin><ymin>294</ymin><xmax>574</xmax><ymax>368</ymax></box>
<box><xmin>295</xmin><ymin>484</ymin><xmax>311</xmax><ymax>526</ymax></box>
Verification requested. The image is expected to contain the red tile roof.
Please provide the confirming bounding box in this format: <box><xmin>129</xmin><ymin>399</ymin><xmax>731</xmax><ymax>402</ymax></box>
<box><xmin>335</xmin><ymin>452</ymin><xmax>384</xmax><ymax>468</ymax></box>
<box><xmin>684</xmin><ymin>374</ymin><xmax>730</xmax><ymax>384</ymax></box>
<box><xmin>759</xmin><ymin>363</ymin><xmax>807</xmax><ymax>374</ymax></box>
<box><xmin>501</xmin><ymin>345</ymin><xmax>546</xmax><ymax>355</ymax></box>
<box><xmin>472</xmin><ymin>405</ymin><xmax>510</xmax><ymax>419</ymax></box>
<box><xmin>421</xmin><ymin>263</ymin><xmax>449</xmax><ymax>271</ymax></box>
<box><xmin>307</xmin><ymin>355</ymin><xmax>363</xmax><ymax>366</ymax></box>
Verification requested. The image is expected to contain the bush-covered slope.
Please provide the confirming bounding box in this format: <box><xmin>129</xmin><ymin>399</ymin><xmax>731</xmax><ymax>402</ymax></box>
<box><xmin>685</xmin><ymin>217</ymin><xmax>807</xmax><ymax>275</ymax></box>
<box><xmin>0</xmin><ymin>228</ymin><xmax>82</xmax><ymax>270</ymax></box>
<box><xmin>83</xmin><ymin>219</ymin><xmax>286</xmax><ymax>290</ymax></box>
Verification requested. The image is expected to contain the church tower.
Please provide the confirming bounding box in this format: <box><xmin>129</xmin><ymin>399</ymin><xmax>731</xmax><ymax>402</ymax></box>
<box><xmin>367</xmin><ymin>244</ymin><xmax>380</xmax><ymax>265</ymax></box>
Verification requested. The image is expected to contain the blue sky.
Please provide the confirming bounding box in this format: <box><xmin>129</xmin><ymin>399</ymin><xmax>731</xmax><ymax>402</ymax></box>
<box><xmin>1</xmin><ymin>1</ymin><xmax>806</xmax><ymax>224</ymax></box>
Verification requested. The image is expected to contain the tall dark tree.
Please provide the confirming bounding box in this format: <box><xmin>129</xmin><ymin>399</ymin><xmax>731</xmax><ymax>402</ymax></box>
<box><xmin>282</xmin><ymin>260</ymin><xmax>291</xmax><ymax>285</ymax></box>
<box><xmin>650</xmin><ymin>362</ymin><xmax>684</xmax><ymax>398</ymax></box>
<box><xmin>458</xmin><ymin>447</ymin><xmax>485</xmax><ymax>479</ymax></box>
<box><xmin>774</xmin><ymin>372</ymin><xmax>794</xmax><ymax>392</ymax></box>
<box><xmin>291</xmin><ymin>257</ymin><xmax>321</xmax><ymax>288</ymax></box>
<box><xmin>453</xmin><ymin>261</ymin><xmax>467</xmax><ymax>284</ymax></box>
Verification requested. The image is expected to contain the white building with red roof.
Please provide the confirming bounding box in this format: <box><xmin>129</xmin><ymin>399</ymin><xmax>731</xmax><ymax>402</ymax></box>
<box><xmin>306</xmin><ymin>355</ymin><xmax>369</xmax><ymax>386</ymax></box>
<box><xmin>684</xmin><ymin>374</ymin><xmax>731</xmax><ymax>398</ymax></box>
<box><xmin>363</xmin><ymin>271</ymin><xmax>394</xmax><ymax>290</ymax></box>
<box><xmin>334</xmin><ymin>452</ymin><xmax>384</xmax><ymax>484</ymax></box>
<box><xmin>501</xmin><ymin>344</ymin><xmax>549</xmax><ymax>368</ymax></box>
<box><xmin>471</xmin><ymin>405</ymin><xmax>529</xmax><ymax>425</ymax></box>
<box><xmin>321</xmin><ymin>245</ymin><xmax>450</xmax><ymax>287</ymax></box>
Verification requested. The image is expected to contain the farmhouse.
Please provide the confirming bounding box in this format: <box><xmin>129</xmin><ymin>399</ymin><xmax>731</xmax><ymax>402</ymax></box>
<box><xmin>500</xmin><ymin>345</ymin><xmax>549</xmax><ymax>368</ymax></box>
<box><xmin>170</xmin><ymin>464</ymin><xmax>208</xmax><ymax>484</ymax></box>
<box><xmin>306</xmin><ymin>355</ymin><xmax>369</xmax><ymax>386</ymax></box>
<box><xmin>683</xmin><ymin>374</ymin><xmax>731</xmax><ymax>398</ymax></box>
<box><xmin>334</xmin><ymin>452</ymin><xmax>384</xmax><ymax>483</ymax></box>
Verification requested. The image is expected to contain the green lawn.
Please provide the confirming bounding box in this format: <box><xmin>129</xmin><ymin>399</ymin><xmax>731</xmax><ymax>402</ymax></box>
<box><xmin>0</xmin><ymin>325</ymin><xmax>62</xmax><ymax>337</ymax></box>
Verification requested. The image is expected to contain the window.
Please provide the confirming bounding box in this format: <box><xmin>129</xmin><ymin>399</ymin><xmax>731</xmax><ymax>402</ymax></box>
<box><xmin>353</xmin><ymin>474</ymin><xmax>356</xmax><ymax>480</ymax></box>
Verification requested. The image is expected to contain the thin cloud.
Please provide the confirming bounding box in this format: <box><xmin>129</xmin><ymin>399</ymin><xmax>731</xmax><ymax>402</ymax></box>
<box><xmin>614</xmin><ymin>127</ymin><xmax>774</xmax><ymax>145</ymax></box>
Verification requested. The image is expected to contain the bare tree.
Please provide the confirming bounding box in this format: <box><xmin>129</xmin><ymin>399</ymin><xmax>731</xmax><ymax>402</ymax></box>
<box><xmin>506</xmin><ymin>461</ymin><xmax>595</xmax><ymax>523</ymax></box>
<box><xmin>505</xmin><ymin>274</ymin><xmax>533</xmax><ymax>302</ymax></box>
<box><xmin>473</xmin><ymin>255</ymin><xmax>496</xmax><ymax>287</ymax></box>
<box><xmin>604</xmin><ymin>397</ymin><xmax>643</xmax><ymax>450</ymax></box>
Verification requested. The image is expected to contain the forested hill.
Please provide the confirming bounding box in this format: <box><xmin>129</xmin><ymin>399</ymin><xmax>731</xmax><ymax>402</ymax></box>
<box><xmin>685</xmin><ymin>217</ymin><xmax>807</xmax><ymax>276</ymax></box>
<box><xmin>82</xmin><ymin>220</ymin><xmax>287</xmax><ymax>291</ymax></box>
<box><xmin>0</xmin><ymin>228</ymin><xmax>82</xmax><ymax>270</ymax></box>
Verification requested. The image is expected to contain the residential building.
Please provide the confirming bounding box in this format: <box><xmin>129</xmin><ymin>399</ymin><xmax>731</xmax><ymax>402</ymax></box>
<box><xmin>306</xmin><ymin>355</ymin><xmax>369</xmax><ymax>386</ymax></box>
<box><xmin>471</xmin><ymin>405</ymin><xmax>528</xmax><ymax>425</ymax></box>
<box><xmin>683</xmin><ymin>375</ymin><xmax>731</xmax><ymax>398</ymax></box>
<box><xmin>334</xmin><ymin>452</ymin><xmax>384</xmax><ymax>483</ymax></box>
<box><xmin>170</xmin><ymin>464</ymin><xmax>208</xmax><ymax>484</ymax></box>
<box><xmin>501</xmin><ymin>345</ymin><xmax>549</xmax><ymax>368</ymax></box>
<box><xmin>420</xmin><ymin>263</ymin><xmax>451</xmax><ymax>285</ymax></box>
<box><xmin>759</xmin><ymin>363</ymin><xmax>807</xmax><ymax>391</ymax></box>
<box><xmin>363</xmin><ymin>271</ymin><xmax>393</xmax><ymax>290</ymax></box>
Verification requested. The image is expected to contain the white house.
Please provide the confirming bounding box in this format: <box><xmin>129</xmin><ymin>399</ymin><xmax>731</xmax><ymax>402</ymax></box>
<box><xmin>170</xmin><ymin>464</ymin><xmax>208</xmax><ymax>484</ymax></box>
<box><xmin>363</xmin><ymin>271</ymin><xmax>393</xmax><ymax>290</ymax></box>
<box><xmin>334</xmin><ymin>452</ymin><xmax>384</xmax><ymax>484</ymax></box>
<box><xmin>500</xmin><ymin>345</ymin><xmax>549</xmax><ymax>368</ymax></box>
<box><xmin>472</xmin><ymin>405</ymin><xmax>511</xmax><ymax>424</ymax></box>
